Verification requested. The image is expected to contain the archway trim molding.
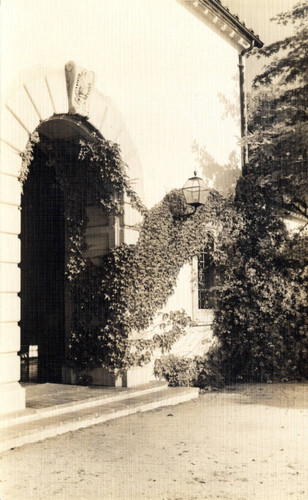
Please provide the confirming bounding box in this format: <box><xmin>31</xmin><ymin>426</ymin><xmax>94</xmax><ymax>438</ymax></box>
<box><xmin>0</xmin><ymin>62</ymin><xmax>144</xmax><ymax>415</ymax></box>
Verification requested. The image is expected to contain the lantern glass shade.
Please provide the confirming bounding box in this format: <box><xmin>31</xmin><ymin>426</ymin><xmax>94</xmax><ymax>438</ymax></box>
<box><xmin>182</xmin><ymin>174</ymin><xmax>209</xmax><ymax>207</ymax></box>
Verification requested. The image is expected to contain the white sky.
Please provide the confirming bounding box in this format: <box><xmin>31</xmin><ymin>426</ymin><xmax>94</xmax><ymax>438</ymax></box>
<box><xmin>0</xmin><ymin>0</ymin><xmax>298</xmax><ymax>206</ymax></box>
<box><xmin>226</xmin><ymin>0</ymin><xmax>299</xmax><ymax>83</ymax></box>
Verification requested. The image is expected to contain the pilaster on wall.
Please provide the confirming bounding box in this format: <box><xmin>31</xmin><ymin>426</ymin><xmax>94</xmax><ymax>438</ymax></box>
<box><xmin>0</xmin><ymin>150</ymin><xmax>25</xmax><ymax>414</ymax></box>
<box><xmin>0</xmin><ymin>66</ymin><xmax>58</xmax><ymax>415</ymax></box>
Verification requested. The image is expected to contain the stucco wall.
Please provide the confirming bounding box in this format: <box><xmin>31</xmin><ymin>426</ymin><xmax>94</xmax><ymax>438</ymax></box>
<box><xmin>2</xmin><ymin>0</ymin><xmax>241</xmax><ymax>209</ymax></box>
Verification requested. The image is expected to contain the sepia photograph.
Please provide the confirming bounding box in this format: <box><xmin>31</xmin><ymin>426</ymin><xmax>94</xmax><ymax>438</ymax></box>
<box><xmin>0</xmin><ymin>0</ymin><xmax>307</xmax><ymax>498</ymax></box>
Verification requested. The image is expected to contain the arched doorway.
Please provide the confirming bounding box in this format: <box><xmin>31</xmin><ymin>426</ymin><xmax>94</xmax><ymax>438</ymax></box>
<box><xmin>20</xmin><ymin>115</ymin><xmax>102</xmax><ymax>383</ymax></box>
<box><xmin>0</xmin><ymin>62</ymin><xmax>144</xmax><ymax>413</ymax></box>
<box><xmin>21</xmin><ymin>145</ymin><xmax>65</xmax><ymax>383</ymax></box>
<box><xmin>19</xmin><ymin>114</ymin><xmax>120</xmax><ymax>383</ymax></box>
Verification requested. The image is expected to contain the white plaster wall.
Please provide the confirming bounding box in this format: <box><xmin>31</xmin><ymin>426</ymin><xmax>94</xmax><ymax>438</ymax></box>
<box><xmin>2</xmin><ymin>0</ymin><xmax>241</xmax><ymax>210</ymax></box>
<box><xmin>0</xmin><ymin>234</ymin><xmax>21</xmax><ymax>264</ymax></box>
<box><xmin>0</xmin><ymin>153</ymin><xmax>23</xmax><ymax>402</ymax></box>
<box><xmin>0</xmin><ymin>323</ymin><xmax>20</xmax><ymax>354</ymax></box>
<box><xmin>162</xmin><ymin>263</ymin><xmax>194</xmax><ymax>318</ymax></box>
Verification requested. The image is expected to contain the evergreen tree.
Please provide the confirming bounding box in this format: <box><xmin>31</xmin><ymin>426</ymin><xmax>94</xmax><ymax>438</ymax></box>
<box><xmin>239</xmin><ymin>1</ymin><xmax>308</xmax><ymax>221</ymax></box>
<box><xmin>195</xmin><ymin>2</ymin><xmax>308</xmax><ymax>386</ymax></box>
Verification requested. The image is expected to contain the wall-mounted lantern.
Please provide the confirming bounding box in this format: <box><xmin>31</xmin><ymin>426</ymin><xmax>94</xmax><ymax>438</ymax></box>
<box><xmin>182</xmin><ymin>171</ymin><xmax>210</xmax><ymax>216</ymax></box>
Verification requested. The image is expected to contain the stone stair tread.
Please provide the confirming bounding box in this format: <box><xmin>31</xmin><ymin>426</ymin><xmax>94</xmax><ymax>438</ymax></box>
<box><xmin>23</xmin><ymin>380</ymin><xmax>167</xmax><ymax>407</ymax></box>
<box><xmin>0</xmin><ymin>381</ymin><xmax>169</xmax><ymax>428</ymax></box>
<box><xmin>1</xmin><ymin>387</ymin><xmax>198</xmax><ymax>450</ymax></box>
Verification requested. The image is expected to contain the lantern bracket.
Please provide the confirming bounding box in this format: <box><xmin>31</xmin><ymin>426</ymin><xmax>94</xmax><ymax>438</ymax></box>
<box><xmin>173</xmin><ymin>204</ymin><xmax>199</xmax><ymax>222</ymax></box>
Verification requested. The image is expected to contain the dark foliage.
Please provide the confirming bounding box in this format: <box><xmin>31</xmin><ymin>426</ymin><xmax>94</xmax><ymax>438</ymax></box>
<box><xmin>242</xmin><ymin>1</ymin><xmax>308</xmax><ymax>220</ymax></box>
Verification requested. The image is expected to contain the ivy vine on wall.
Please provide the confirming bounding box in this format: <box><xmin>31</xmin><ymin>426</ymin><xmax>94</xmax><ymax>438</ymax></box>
<box><xmin>20</xmin><ymin>129</ymin><xmax>223</xmax><ymax>374</ymax></box>
<box><xmin>66</xmin><ymin>188</ymin><xmax>223</xmax><ymax>372</ymax></box>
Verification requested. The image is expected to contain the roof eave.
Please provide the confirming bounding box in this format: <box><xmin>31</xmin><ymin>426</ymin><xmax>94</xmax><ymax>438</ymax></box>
<box><xmin>177</xmin><ymin>0</ymin><xmax>263</xmax><ymax>51</ymax></box>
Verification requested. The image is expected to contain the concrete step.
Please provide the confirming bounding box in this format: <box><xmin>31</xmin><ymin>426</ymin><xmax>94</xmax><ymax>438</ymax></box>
<box><xmin>0</xmin><ymin>386</ymin><xmax>199</xmax><ymax>452</ymax></box>
<box><xmin>0</xmin><ymin>381</ymin><xmax>168</xmax><ymax>429</ymax></box>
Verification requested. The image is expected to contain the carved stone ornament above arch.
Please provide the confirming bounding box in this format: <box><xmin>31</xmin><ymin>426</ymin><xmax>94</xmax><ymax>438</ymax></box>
<box><xmin>65</xmin><ymin>61</ymin><xmax>95</xmax><ymax>117</ymax></box>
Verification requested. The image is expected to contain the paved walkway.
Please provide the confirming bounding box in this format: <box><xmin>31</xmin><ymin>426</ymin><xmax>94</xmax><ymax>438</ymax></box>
<box><xmin>23</xmin><ymin>382</ymin><xmax>132</xmax><ymax>409</ymax></box>
<box><xmin>1</xmin><ymin>383</ymin><xmax>307</xmax><ymax>500</ymax></box>
<box><xmin>0</xmin><ymin>381</ymin><xmax>199</xmax><ymax>452</ymax></box>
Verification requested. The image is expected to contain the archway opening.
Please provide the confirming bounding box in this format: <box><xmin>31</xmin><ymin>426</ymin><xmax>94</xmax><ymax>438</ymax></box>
<box><xmin>21</xmin><ymin>145</ymin><xmax>65</xmax><ymax>382</ymax></box>
<box><xmin>20</xmin><ymin>115</ymin><xmax>101</xmax><ymax>383</ymax></box>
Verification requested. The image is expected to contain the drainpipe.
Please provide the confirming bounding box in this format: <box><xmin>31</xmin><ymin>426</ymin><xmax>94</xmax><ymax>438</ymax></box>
<box><xmin>238</xmin><ymin>41</ymin><xmax>255</xmax><ymax>175</ymax></box>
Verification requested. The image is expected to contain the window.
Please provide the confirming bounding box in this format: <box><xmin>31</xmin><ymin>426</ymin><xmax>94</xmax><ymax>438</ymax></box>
<box><xmin>198</xmin><ymin>242</ymin><xmax>215</xmax><ymax>309</ymax></box>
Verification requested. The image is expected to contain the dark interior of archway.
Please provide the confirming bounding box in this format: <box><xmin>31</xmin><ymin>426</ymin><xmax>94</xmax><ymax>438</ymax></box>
<box><xmin>21</xmin><ymin>147</ymin><xmax>65</xmax><ymax>383</ymax></box>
